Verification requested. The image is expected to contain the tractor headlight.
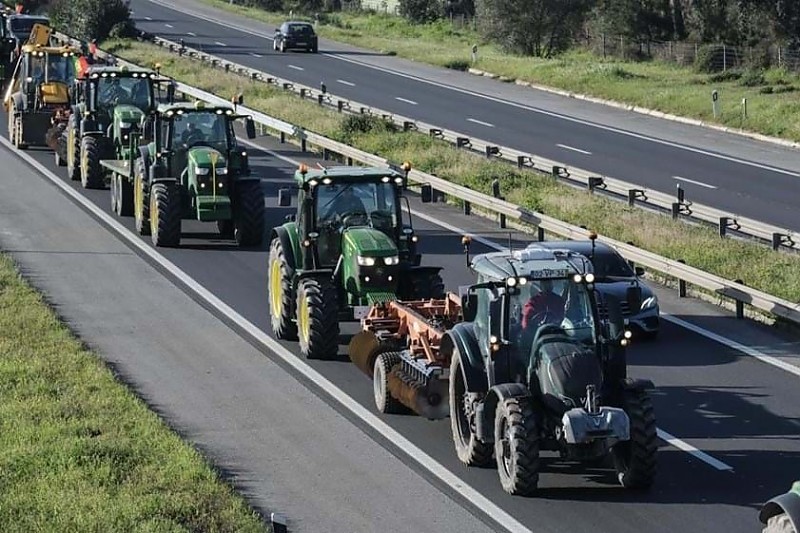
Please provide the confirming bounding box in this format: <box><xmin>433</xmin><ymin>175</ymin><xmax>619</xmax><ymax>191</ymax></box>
<box><xmin>383</xmin><ymin>256</ymin><xmax>399</xmax><ymax>266</ymax></box>
<box><xmin>357</xmin><ymin>256</ymin><xmax>376</xmax><ymax>267</ymax></box>
<box><xmin>215</xmin><ymin>167</ymin><xmax>228</xmax><ymax>175</ymax></box>
<box><xmin>119</xmin><ymin>121</ymin><xmax>132</xmax><ymax>129</ymax></box>
<box><xmin>196</xmin><ymin>167</ymin><xmax>210</xmax><ymax>176</ymax></box>
<box><xmin>641</xmin><ymin>295</ymin><xmax>658</xmax><ymax>310</ymax></box>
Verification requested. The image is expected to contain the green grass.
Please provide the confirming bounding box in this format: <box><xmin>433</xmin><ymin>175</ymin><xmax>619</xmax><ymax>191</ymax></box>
<box><xmin>0</xmin><ymin>253</ymin><xmax>268</xmax><ymax>532</ymax></box>
<box><xmin>104</xmin><ymin>38</ymin><xmax>800</xmax><ymax>307</ymax></box>
<box><xmin>198</xmin><ymin>0</ymin><xmax>800</xmax><ymax>142</ymax></box>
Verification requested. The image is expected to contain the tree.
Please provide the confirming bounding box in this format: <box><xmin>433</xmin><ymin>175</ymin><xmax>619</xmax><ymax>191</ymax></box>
<box><xmin>49</xmin><ymin>0</ymin><xmax>134</xmax><ymax>41</ymax></box>
<box><xmin>476</xmin><ymin>0</ymin><xmax>593</xmax><ymax>57</ymax></box>
<box><xmin>399</xmin><ymin>0</ymin><xmax>443</xmax><ymax>23</ymax></box>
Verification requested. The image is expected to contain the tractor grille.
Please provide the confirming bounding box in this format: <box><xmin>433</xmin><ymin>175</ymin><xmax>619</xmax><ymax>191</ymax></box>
<box><xmin>366</xmin><ymin>292</ymin><xmax>397</xmax><ymax>306</ymax></box>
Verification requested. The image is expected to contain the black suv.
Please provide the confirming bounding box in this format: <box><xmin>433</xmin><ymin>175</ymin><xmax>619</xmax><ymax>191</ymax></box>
<box><xmin>273</xmin><ymin>21</ymin><xmax>318</xmax><ymax>53</ymax></box>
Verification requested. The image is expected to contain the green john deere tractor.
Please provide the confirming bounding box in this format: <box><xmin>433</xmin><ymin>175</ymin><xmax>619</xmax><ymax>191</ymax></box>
<box><xmin>268</xmin><ymin>164</ymin><xmax>445</xmax><ymax>360</ymax></box>
<box><xmin>58</xmin><ymin>65</ymin><xmax>174</xmax><ymax>191</ymax></box>
<box><xmin>101</xmin><ymin>101</ymin><xmax>264</xmax><ymax>248</ymax></box>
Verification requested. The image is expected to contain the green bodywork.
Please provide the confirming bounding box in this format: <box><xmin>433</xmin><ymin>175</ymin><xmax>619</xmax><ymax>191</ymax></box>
<box><xmin>112</xmin><ymin>104</ymin><xmax>145</xmax><ymax>159</ymax></box>
<box><xmin>187</xmin><ymin>147</ymin><xmax>231</xmax><ymax>221</ymax></box>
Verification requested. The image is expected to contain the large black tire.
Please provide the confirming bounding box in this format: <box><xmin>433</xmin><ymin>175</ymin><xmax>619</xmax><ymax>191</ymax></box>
<box><xmin>268</xmin><ymin>237</ymin><xmax>298</xmax><ymax>341</ymax></box>
<box><xmin>217</xmin><ymin>219</ymin><xmax>234</xmax><ymax>238</ymax></box>
<box><xmin>133</xmin><ymin>160</ymin><xmax>150</xmax><ymax>235</ymax></box>
<box><xmin>296</xmin><ymin>277</ymin><xmax>339</xmax><ymax>360</ymax></box>
<box><xmin>115</xmin><ymin>174</ymin><xmax>133</xmax><ymax>217</ymax></box>
<box><xmin>449</xmin><ymin>353</ymin><xmax>493</xmax><ymax>467</ymax></box>
<box><xmin>494</xmin><ymin>396</ymin><xmax>540</xmax><ymax>495</ymax></box>
<box><xmin>149</xmin><ymin>182</ymin><xmax>182</xmax><ymax>247</ymax></box>
<box><xmin>409</xmin><ymin>270</ymin><xmax>446</xmax><ymax>299</ymax></box>
<box><xmin>232</xmin><ymin>180</ymin><xmax>265</xmax><ymax>246</ymax></box>
<box><xmin>612</xmin><ymin>388</ymin><xmax>657</xmax><ymax>489</ymax></box>
<box><xmin>373</xmin><ymin>351</ymin><xmax>405</xmax><ymax>414</ymax></box>
<box><xmin>66</xmin><ymin>122</ymin><xmax>81</xmax><ymax>181</ymax></box>
<box><xmin>80</xmin><ymin>136</ymin><xmax>105</xmax><ymax>189</ymax></box>
<box><xmin>7</xmin><ymin>105</ymin><xmax>15</xmax><ymax>146</ymax></box>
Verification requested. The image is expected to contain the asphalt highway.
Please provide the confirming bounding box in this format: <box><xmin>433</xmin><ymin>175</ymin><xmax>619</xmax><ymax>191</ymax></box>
<box><xmin>2</xmin><ymin>114</ymin><xmax>800</xmax><ymax>530</ymax></box>
<box><xmin>129</xmin><ymin>0</ymin><xmax>800</xmax><ymax>231</ymax></box>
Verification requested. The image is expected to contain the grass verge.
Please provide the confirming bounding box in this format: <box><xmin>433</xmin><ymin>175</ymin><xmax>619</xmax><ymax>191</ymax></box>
<box><xmin>104</xmin><ymin>38</ymin><xmax>800</xmax><ymax>305</ymax></box>
<box><xmin>0</xmin><ymin>252</ymin><xmax>267</xmax><ymax>532</ymax></box>
<box><xmin>197</xmin><ymin>0</ymin><xmax>800</xmax><ymax>142</ymax></box>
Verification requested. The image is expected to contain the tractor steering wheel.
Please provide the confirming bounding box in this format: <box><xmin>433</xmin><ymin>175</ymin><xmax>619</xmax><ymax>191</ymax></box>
<box><xmin>183</xmin><ymin>132</ymin><xmax>207</xmax><ymax>148</ymax></box>
<box><xmin>340</xmin><ymin>211</ymin><xmax>369</xmax><ymax>228</ymax></box>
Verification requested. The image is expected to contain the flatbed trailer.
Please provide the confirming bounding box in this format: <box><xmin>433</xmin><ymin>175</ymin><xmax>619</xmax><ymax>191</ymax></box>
<box><xmin>348</xmin><ymin>293</ymin><xmax>463</xmax><ymax>419</ymax></box>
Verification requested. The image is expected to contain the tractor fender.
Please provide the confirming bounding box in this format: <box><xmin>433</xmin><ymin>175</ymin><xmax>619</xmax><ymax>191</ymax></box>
<box><xmin>79</xmin><ymin>117</ymin><xmax>101</xmax><ymax>136</ymax></box>
<box><xmin>151</xmin><ymin>177</ymin><xmax>178</xmax><ymax>186</ymax></box>
<box><xmin>760</xmin><ymin>489</ymin><xmax>800</xmax><ymax>529</ymax></box>
<box><xmin>297</xmin><ymin>269</ymin><xmax>334</xmax><ymax>282</ymax></box>
<box><xmin>480</xmin><ymin>382</ymin><xmax>532</xmax><ymax>431</ymax></box>
<box><xmin>442</xmin><ymin>322</ymin><xmax>487</xmax><ymax>394</ymax></box>
<box><xmin>270</xmin><ymin>225</ymin><xmax>298</xmax><ymax>272</ymax></box>
<box><xmin>10</xmin><ymin>92</ymin><xmax>24</xmax><ymax>114</ymax></box>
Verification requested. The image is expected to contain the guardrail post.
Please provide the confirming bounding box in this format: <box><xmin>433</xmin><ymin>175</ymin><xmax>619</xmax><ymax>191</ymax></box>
<box><xmin>300</xmin><ymin>88</ymin><xmax>308</xmax><ymax>98</ymax></box>
<box><xmin>337</xmin><ymin>100</ymin><xmax>345</xmax><ymax>112</ymax></box>
<box><xmin>719</xmin><ymin>217</ymin><xmax>729</xmax><ymax>237</ymax></box>
<box><xmin>347</xmin><ymin>157</ymin><xmax>353</xmax><ymax>165</ymax></box>
<box><xmin>280</xmin><ymin>131</ymin><xmax>286</xmax><ymax>144</ymax></box>
<box><xmin>772</xmin><ymin>233</ymin><xmax>787</xmax><ymax>250</ymax></box>
<box><xmin>323</xmin><ymin>148</ymin><xmax>330</xmax><ymax>160</ymax></box>
<box><xmin>499</xmin><ymin>213</ymin><xmax>506</xmax><ymax>229</ymax></box>
<box><xmin>517</xmin><ymin>156</ymin><xmax>532</xmax><ymax>169</ymax></box>
<box><xmin>403</xmin><ymin>121</ymin><xmax>416</xmax><ymax>131</ymax></box>
<box><xmin>587</xmin><ymin>177</ymin><xmax>604</xmax><ymax>193</ymax></box>
<box><xmin>734</xmin><ymin>279</ymin><xmax>745</xmax><ymax>318</ymax></box>
<box><xmin>317</xmin><ymin>94</ymin><xmax>324</xmax><ymax>105</ymax></box>
<box><xmin>301</xmin><ymin>138</ymin><xmax>307</xmax><ymax>152</ymax></box>
<box><xmin>463</xmin><ymin>199</ymin><xmax>471</xmax><ymax>215</ymax></box>
<box><xmin>485</xmin><ymin>146</ymin><xmax>500</xmax><ymax>158</ymax></box>
<box><xmin>537</xmin><ymin>226</ymin><xmax>545</xmax><ymax>241</ymax></box>
<box><xmin>456</xmin><ymin>137</ymin><xmax>471</xmax><ymax>149</ymax></box>
<box><xmin>671</xmin><ymin>202</ymin><xmax>680</xmax><ymax>219</ymax></box>
<box><xmin>677</xmin><ymin>259</ymin><xmax>687</xmax><ymax>297</ymax></box>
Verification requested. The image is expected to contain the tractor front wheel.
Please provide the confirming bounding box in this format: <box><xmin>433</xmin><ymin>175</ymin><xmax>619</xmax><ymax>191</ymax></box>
<box><xmin>268</xmin><ymin>237</ymin><xmax>298</xmax><ymax>340</ymax></box>
<box><xmin>232</xmin><ymin>180</ymin><xmax>265</xmax><ymax>246</ymax></box>
<box><xmin>80</xmin><ymin>136</ymin><xmax>104</xmax><ymax>189</ymax></box>
<box><xmin>449</xmin><ymin>352</ymin><xmax>493</xmax><ymax>467</ymax></box>
<box><xmin>494</xmin><ymin>396</ymin><xmax>540</xmax><ymax>495</ymax></box>
<box><xmin>113</xmin><ymin>174</ymin><xmax>133</xmax><ymax>217</ymax></box>
<box><xmin>296</xmin><ymin>277</ymin><xmax>339</xmax><ymax>360</ymax></box>
<box><xmin>149</xmin><ymin>182</ymin><xmax>182</xmax><ymax>247</ymax></box>
<box><xmin>612</xmin><ymin>388</ymin><xmax>657</xmax><ymax>489</ymax></box>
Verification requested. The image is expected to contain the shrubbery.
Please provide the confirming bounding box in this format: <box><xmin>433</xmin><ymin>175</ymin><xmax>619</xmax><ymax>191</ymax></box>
<box><xmin>49</xmin><ymin>0</ymin><xmax>135</xmax><ymax>41</ymax></box>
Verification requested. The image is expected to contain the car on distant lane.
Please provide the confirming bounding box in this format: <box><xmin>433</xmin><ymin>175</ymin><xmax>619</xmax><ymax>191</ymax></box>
<box><xmin>273</xmin><ymin>21</ymin><xmax>318</xmax><ymax>53</ymax></box>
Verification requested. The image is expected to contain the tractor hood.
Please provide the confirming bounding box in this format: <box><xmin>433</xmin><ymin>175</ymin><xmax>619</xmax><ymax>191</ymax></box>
<box><xmin>188</xmin><ymin>146</ymin><xmax>227</xmax><ymax>168</ymax></box>
<box><xmin>113</xmin><ymin>104</ymin><xmax>144</xmax><ymax>127</ymax></box>
<box><xmin>343</xmin><ymin>227</ymin><xmax>397</xmax><ymax>257</ymax></box>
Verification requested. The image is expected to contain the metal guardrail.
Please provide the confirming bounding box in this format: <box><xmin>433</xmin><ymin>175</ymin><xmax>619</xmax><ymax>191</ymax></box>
<box><xmin>48</xmin><ymin>31</ymin><xmax>800</xmax><ymax>326</ymax></box>
<box><xmin>139</xmin><ymin>33</ymin><xmax>800</xmax><ymax>253</ymax></box>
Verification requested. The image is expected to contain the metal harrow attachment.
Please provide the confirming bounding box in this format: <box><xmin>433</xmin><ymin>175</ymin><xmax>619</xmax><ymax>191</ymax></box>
<box><xmin>347</xmin><ymin>294</ymin><xmax>463</xmax><ymax>419</ymax></box>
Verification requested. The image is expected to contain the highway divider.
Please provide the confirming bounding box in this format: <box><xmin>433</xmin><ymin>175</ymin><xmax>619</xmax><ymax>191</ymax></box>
<box><xmin>138</xmin><ymin>33</ymin><xmax>798</xmax><ymax>254</ymax></box>
<box><xmin>49</xmin><ymin>30</ymin><xmax>800</xmax><ymax>327</ymax></box>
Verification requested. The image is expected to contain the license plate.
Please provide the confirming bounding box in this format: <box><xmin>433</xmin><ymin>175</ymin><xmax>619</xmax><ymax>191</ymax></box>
<box><xmin>296</xmin><ymin>42</ymin><xmax>306</xmax><ymax>46</ymax></box>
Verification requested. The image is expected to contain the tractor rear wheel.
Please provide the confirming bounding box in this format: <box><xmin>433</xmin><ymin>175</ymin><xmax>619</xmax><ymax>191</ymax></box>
<box><xmin>373</xmin><ymin>351</ymin><xmax>405</xmax><ymax>414</ymax></box>
<box><xmin>66</xmin><ymin>123</ymin><xmax>81</xmax><ymax>181</ymax></box>
<box><xmin>449</xmin><ymin>352</ymin><xmax>493</xmax><ymax>467</ymax></box>
<box><xmin>296</xmin><ymin>277</ymin><xmax>339</xmax><ymax>360</ymax></box>
<box><xmin>80</xmin><ymin>136</ymin><xmax>104</xmax><ymax>189</ymax></box>
<box><xmin>115</xmin><ymin>174</ymin><xmax>133</xmax><ymax>217</ymax></box>
<box><xmin>217</xmin><ymin>219</ymin><xmax>234</xmax><ymax>238</ymax></box>
<box><xmin>612</xmin><ymin>388</ymin><xmax>657</xmax><ymax>489</ymax></box>
<box><xmin>149</xmin><ymin>182</ymin><xmax>182</xmax><ymax>247</ymax></box>
<box><xmin>232</xmin><ymin>180</ymin><xmax>265</xmax><ymax>246</ymax></box>
<box><xmin>494</xmin><ymin>396</ymin><xmax>540</xmax><ymax>495</ymax></box>
<box><xmin>134</xmin><ymin>161</ymin><xmax>150</xmax><ymax>235</ymax></box>
<box><xmin>268</xmin><ymin>237</ymin><xmax>298</xmax><ymax>341</ymax></box>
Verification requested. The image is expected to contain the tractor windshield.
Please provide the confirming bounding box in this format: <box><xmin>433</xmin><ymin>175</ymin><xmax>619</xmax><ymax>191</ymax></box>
<box><xmin>315</xmin><ymin>182</ymin><xmax>398</xmax><ymax>232</ymax></box>
<box><xmin>29</xmin><ymin>53</ymin><xmax>76</xmax><ymax>84</ymax></box>
<box><xmin>170</xmin><ymin>111</ymin><xmax>231</xmax><ymax>152</ymax></box>
<box><xmin>96</xmin><ymin>76</ymin><xmax>152</xmax><ymax>110</ymax></box>
<box><xmin>508</xmin><ymin>278</ymin><xmax>596</xmax><ymax>362</ymax></box>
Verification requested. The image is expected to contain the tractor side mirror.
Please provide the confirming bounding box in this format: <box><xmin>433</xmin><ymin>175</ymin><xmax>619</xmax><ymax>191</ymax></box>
<box><xmin>277</xmin><ymin>187</ymin><xmax>291</xmax><ymax>207</ymax></box>
<box><xmin>284</xmin><ymin>214</ymin><xmax>296</xmax><ymax>222</ymax></box>
<box><xmin>602</xmin><ymin>293</ymin><xmax>628</xmax><ymax>343</ymax></box>
<box><xmin>462</xmin><ymin>291</ymin><xmax>477</xmax><ymax>321</ymax></box>
<box><xmin>245</xmin><ymin>117</ymin><xmax>256</xmax><ymax>139</ymax></box>
<box><xmin>420</xmin><ymin>183</ymin><xmax>432</xmax><ymax>203</ymax></box>
<box><xmin>635</xmin><ymin>266</ymin><xmax>645</xmax><ymax>277</ymax></box>
<box><xmin>274</xmin><ymin>28</ymin><xmax>280</xmax><ymax>34</ymax></box>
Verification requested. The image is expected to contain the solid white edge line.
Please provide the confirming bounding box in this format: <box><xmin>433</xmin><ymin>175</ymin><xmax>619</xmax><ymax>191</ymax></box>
<box><xmin>556</xmin><ymin>144</ymin><xmax>592</xmax><ymax>155</ymax></box>
<box><xmin>662</xmin><ymin>314</ymin><xmax>800</xmax><ymax>379</ymax></box>
<box><xmin>673</xmin><ymin>175</ymin><xmax>718</xmax><ymax>189</ymax></box>
<box><xmin>656</xmin><ymin>429</ymin><xmax>734</xmax><ymax>471</ymax></box>
<box><xmin>1</xmin><ymin>142</ymin><xmax>532</xmax><ymax>533</ymax></box>
<box><xmin>145</xmin><ymin>0</ymin><xmax>800</xmax><ymax>178</ymax></box>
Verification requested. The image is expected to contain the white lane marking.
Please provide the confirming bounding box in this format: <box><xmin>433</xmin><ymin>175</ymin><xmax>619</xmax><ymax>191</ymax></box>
<box><xmin>146</xmin><ymin>0</ymin><xmax>800</xmax><ymax>178</ymax></box>
<box><xmin>657</xmin><ymin>429</ymin><xmax>734</xmax><ymax>471</ymax></box>
<box><xmin>673</xmin><ymin>175</ymin><xmax>718</xmax><ymax>189</ymax></box>
<box><xmin>145</xmin><ymin>16</ymin><xmax>153</xmax><ymax>20</ymax></box>
<box><xmin>395</xmin><ymin>97</ymin><xmax>417</xmax><ymax>105</ymax></box>
<box><xmin>250</xmin><ymin>53</ymin><xmax>263</xmax><ymax>58</ymax></box>
<box><xmin>468</xmin><ymin>118</ymin><xmax>494</xmax><ymax>128</ymax></box>
<box><xmin>165</xmin><ymin>23</ymin><xmax>173</xmax><ymax>28</ymax></box>
<box><xmin>4</xmin><ymin>140</ymin><xmax>533</xmax><ymax>533</ymax></box>
<box><xmin>187</xmin><ymin>32</ymin><xmax>196</xmax><ymax>37</ymax></box>
<box><xmin>337</xmin><ymin>79</ymin><xmax>355</xmax><ymax>87</ymax></box>
<box><xmin>557</xmin><ymin>143</ymin><xmax>592</xmax><ymax>155</ymax></box>
<box><xmin>288</xmin><ymin>64</ymin><xmax>304</xmax><ymax>71</ymax></box>
<box><xmin>214</xmin><ymin>41</ymin><xmax>227</xmax><ymax>47</ymax></box>
<box><xmin>662</xmin><ymin>314</ymin><xmax>800</xmax><ymax>379</ymax></box>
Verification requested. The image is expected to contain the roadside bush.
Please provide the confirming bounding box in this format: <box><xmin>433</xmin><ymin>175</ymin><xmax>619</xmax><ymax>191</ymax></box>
<box><xmin>694</xmin><ymin>44</ymin><xmax>742</xmax><ymax>73</ymax></box>
<box><xmin>738</xmin><ymin>68</ymin><xmax>766</xmax><ymax>87</ymax></box>
<box><xmin>443</xmin><ymin>59</ymin><xmax>469</xmax><ymax>70</ymax></box>
<box><xmin>399</xmin><ymin>0</ymin><xmax>443</xmax><ymax>23</ymax></box>
<box><xmin>338</xmin><ymin>114</ymin><xmax>397</xmax><ymax>143</ymax></box>
<box><xmin>49</xmin><ymin>0</ymin><xmax>134</xmax><ymax>41</ymax></box>
<box><xmin>708</xmin><ymin>69</ymin><xmax>742</xmax><ymax>82</ymax></box>
<box><xmin>240</xmin><ymin>0</ymin><xmax>285</xmax><ymax>10</ymax></box>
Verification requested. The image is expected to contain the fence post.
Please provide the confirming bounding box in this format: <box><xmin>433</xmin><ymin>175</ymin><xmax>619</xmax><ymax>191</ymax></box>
<box><xmin>723</xmin><ymin>43</ymin><xmax>727</xmax><ymax>71</ymax></box>
<box><xmin>734</xmin><ymin>279</ymin><xmax>745</xmax><ymax>318</ymax></box>
<box><xmin>677</xmin><ymin>259</ymin><xmax>687</xmax><ymax>297</ymax></box>
<box><xmin>602</xmin><ymin>33</ymin><xmax>606</xmax><ymax>58</ymax></box>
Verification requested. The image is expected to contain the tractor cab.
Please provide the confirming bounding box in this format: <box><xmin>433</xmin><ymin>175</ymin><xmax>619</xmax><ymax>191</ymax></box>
<box><xmin>4</xmin><ymin>43</ymin><xmax>78</xmax><ymax>111</ymax></box>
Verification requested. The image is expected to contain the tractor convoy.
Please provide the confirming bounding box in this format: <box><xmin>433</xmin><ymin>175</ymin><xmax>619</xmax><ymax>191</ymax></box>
<box><xmin>3</xmin><ymin>22</ymin><xmax>667</xmax><ymax>498</ymax></box>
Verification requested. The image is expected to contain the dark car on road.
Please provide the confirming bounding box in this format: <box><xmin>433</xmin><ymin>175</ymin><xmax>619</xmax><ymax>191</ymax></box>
<box><xmin>273</xmin><ymin>21</ymin><xmax>318</xmax><ymax>53</ymax></box>
<box><xmin>536</xmin><ymin>240</ymin><xmax>660</xmax><ymax>339</ymax></box>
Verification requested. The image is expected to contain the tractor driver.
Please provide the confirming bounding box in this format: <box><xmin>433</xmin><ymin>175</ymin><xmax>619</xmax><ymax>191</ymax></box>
<box><xmin>521</xmin><ymin>279</ymin><xmax>566</xmax><ymax>332</ymax></box>
<box><xmin>321</xmin><ymin>185</ymin><xmax>367</xmax><ymax>223</ymax></box>
<box><xmin>101</xmin><ymin>77</ymin><xmax>127</xmax><ymax>105</ymax></box>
